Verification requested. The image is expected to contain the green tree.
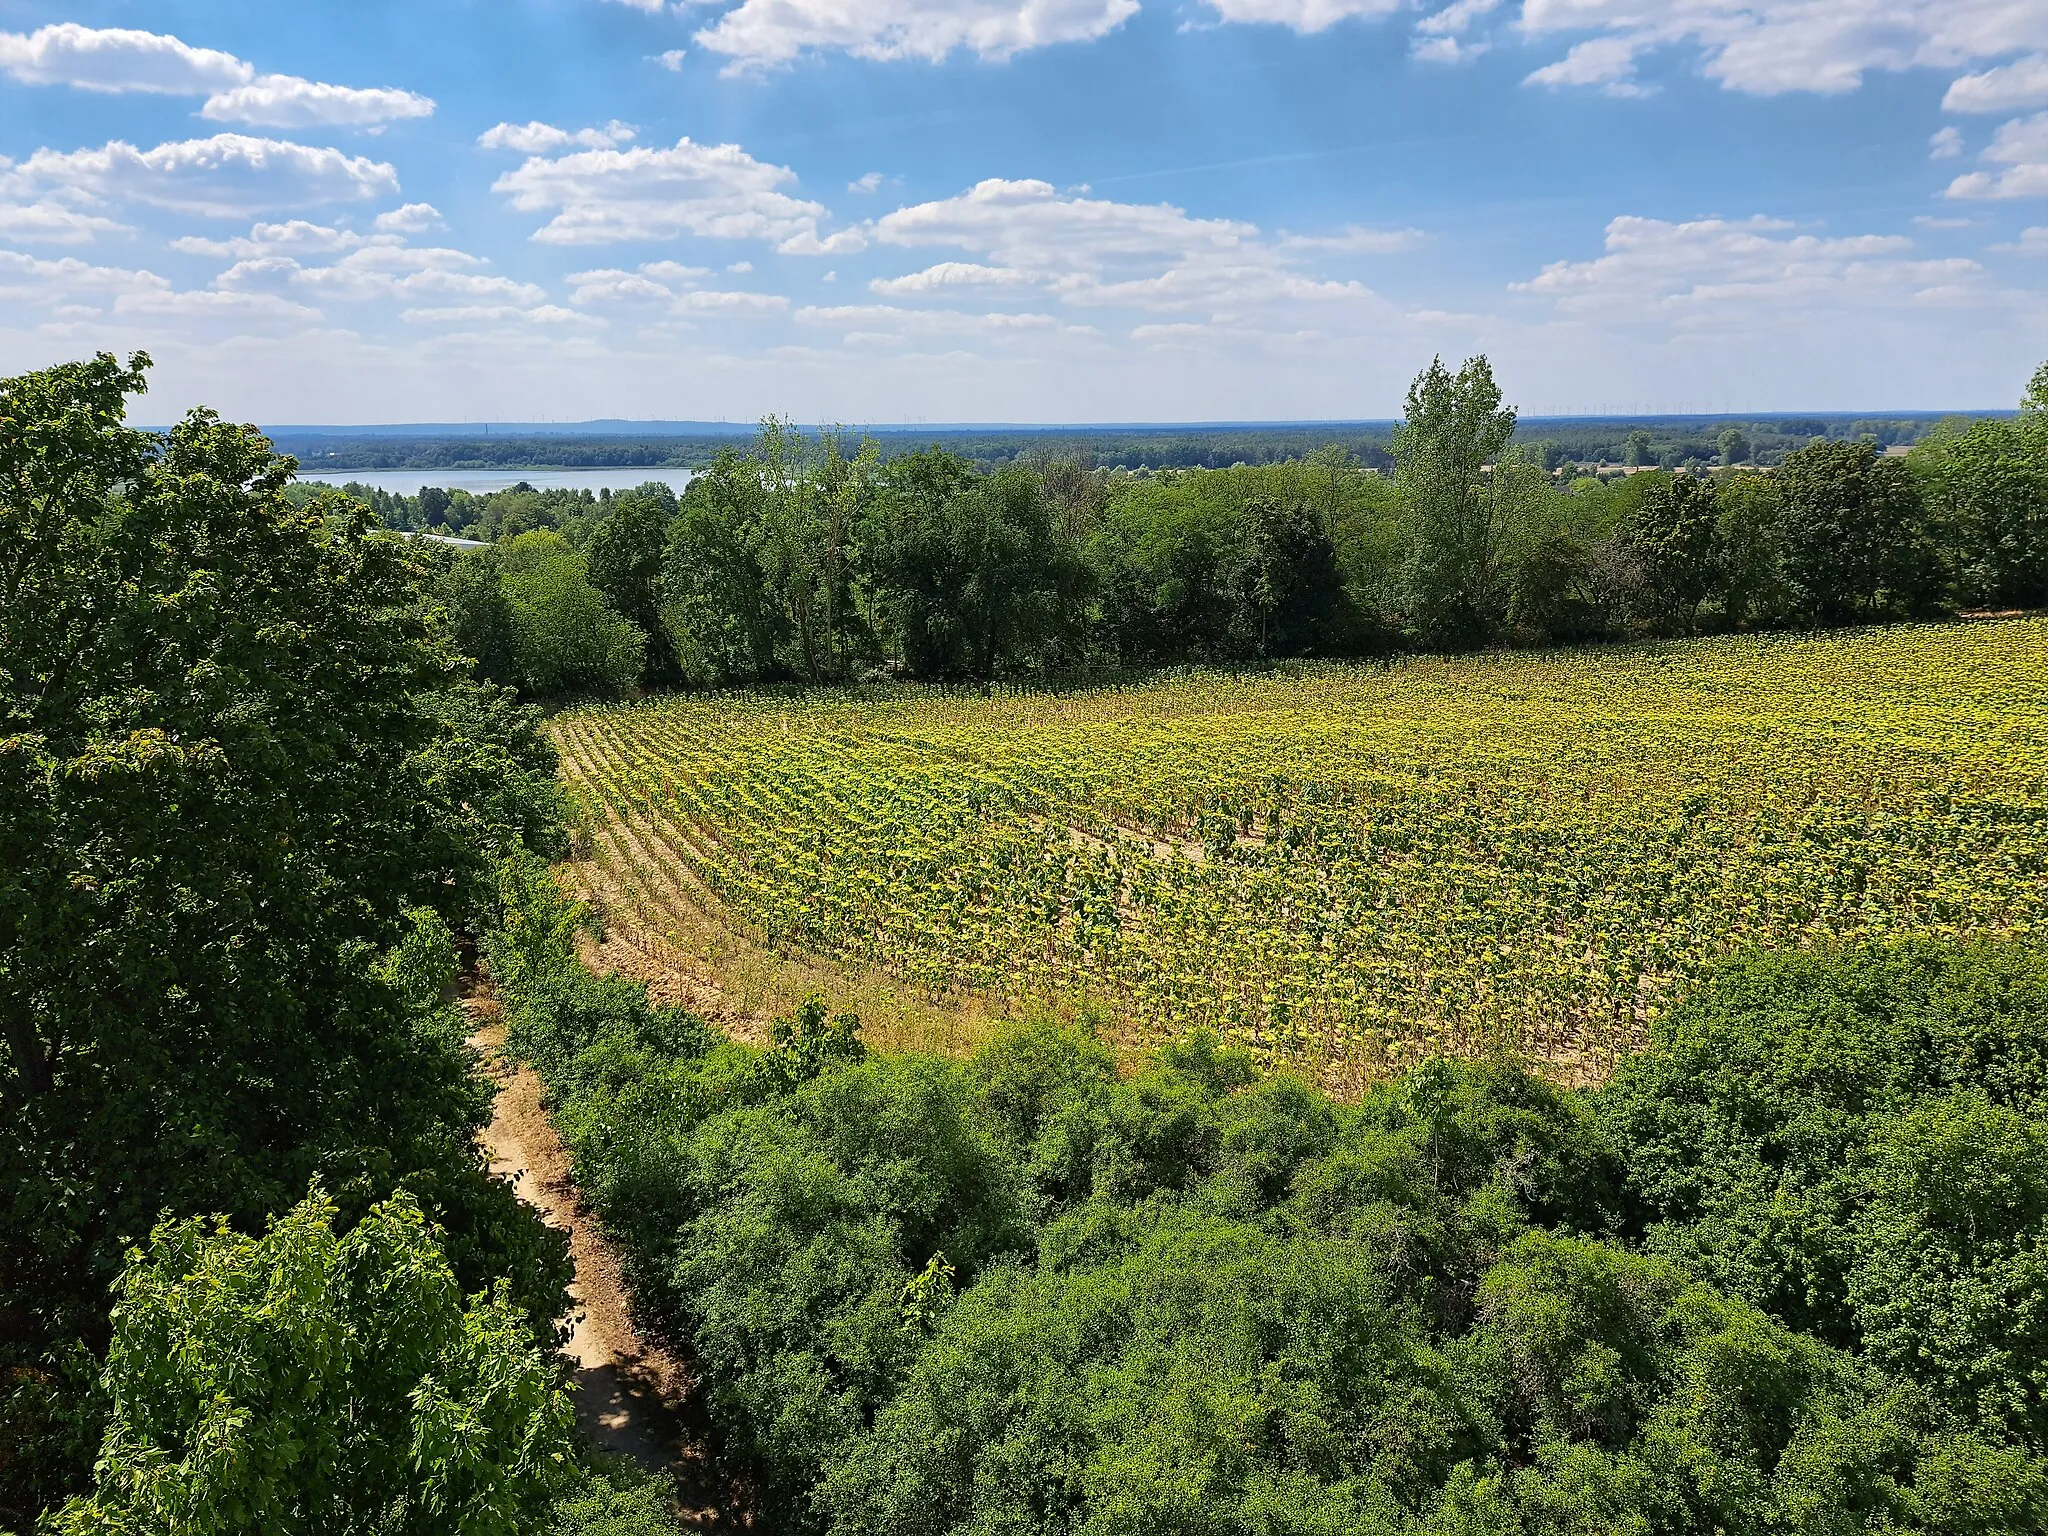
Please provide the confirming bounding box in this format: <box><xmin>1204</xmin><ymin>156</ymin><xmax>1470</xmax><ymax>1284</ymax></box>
<box><xmin>49</xmin><ymin>1189</ymin><xmax>575</xmax><ymax>1536</ymax></box>
<box><xmin>0</xmin><ymin>353</ymin><xmax>568</xmax><ymax>1522</ymax></box>
<box><xmin>1624</xmin><ymin>429</ymin><xmax>1653</xmax><ymax>467</ymax></box>
<box><xmin>1718</xmin><ymin>427</ymin><xmax>1749</xmax><ymax>466</ymax></box>
<box><xmin>1776</xmin><ymin>439</ymin><xmax>1939</xmax><ymax>623</ymax></box>
<box><xmin>442</xmin><ymin>546</ymin><xmax>518</xmax><ymax>687</ymax></box>
<box><xmin>870</xmin><ymin>452</ymin><xmax>1076</xmax><ymax>680</ymax></box>
<box><xmin>499</xmin><ymin>532</ymin><xmax>646</xmax><ymax>696</ymax></box>
<box><xmin>1394</xmin><ymin>355</ymin><xmax>1518</xmax><ymax>647</ymax></box>
<box><xmin>1615</xmin><ymin>473</ymin><xmax>1722</xmax><ymax>634</ymax></box>
<box><xmin>1715</xmin><ymin>471</ymin><xmax>1790</xmax><ymax>628</ymax></box>
<box><xmin>586</xmin><ymin>485</ymin><xmax>677</xmax><ymax>681</ymax></box>
<box><xmin>1918</xmin><ymin>418</ymin><xmax>2048</xmax><ymax>609</ymax></box>
<box><xmin>1223</xmin><ymin>494</ymin><xmax>1345</xmax><ymax>658</ymax></box>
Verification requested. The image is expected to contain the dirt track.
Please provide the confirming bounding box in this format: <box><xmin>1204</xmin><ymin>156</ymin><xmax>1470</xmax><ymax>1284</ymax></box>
<box><xmin>466</xmin><ymin>998</ymin><xmax>730</xmax><ymax>1524</ymax></box>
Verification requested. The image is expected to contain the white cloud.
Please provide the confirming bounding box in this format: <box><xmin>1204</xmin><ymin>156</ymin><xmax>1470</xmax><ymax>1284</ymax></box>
<box><xmin>1524</xmin><ymin>35</ymin><xmax>1653</xmax><ymax>94</ymax></box>
<box><xmin>478</xmin><ymin>121</ymin><xmax>637</xmax><ymax>153</ymax></box>
<box><xmin>679</xmin><ymin>288</ymin><xmax>790</xmax><ymax>314</ymax></box>
<box><xmin>1944</xmin><ymin>54</ymin><xmax>2048</xmax><ymax>113</ymax></box>
<box><xmin>490</xmin><ymin>136</ymin><xmax>833</xmax><ymax>245</ymax></box>
<box><xmin>795</xmin><ymin>302</ymin><xmax>1074</xmax><ymax>336</ymax></box>
<box><xmin>2001</xmin><ymin>226</ymin><xmax>2048</xmax><ymax>254</ymax></box>
<box><xmin>171</xmin><ymin>219</ymin><xmax>376</xmax><ymax>258</ymax></box>
<box><xmin>201</xmin><ymin>75</ymin><xmax>434</xmax><ymax>128</ymax></box>
<box><xmin>655</xmin><ymin>49</ymin><xmax>689</xmax><ymax>70</ymax></box>
<box><xmin>0</xmin><ymin>23</ymin><xmax>249</xmax><ymax>93</ymax></box>
<box><xmin>0</xmin><ymin>249</ymin><xmax>162</xmax><ymax>300</ymax></box>
<box><xmin>693</xmin><ymin>0</ymin><xmax>1138</xmax><ymax>68</ymax></box>
<box><xmin>403</xmin><ymin>303</ymin><xmax>600</xmax><ymax>327</ymax></box>
<box><xmin>0</xmin><ymin>202</ymin><xmax>128</xmax><ymax>244</ymax></box>
<box><xmin>1513</xmin><ymin>214</ymin><xmax>1991</xmax><ymax>321</ymax></box>
<box><xmin>217</xmin><ymin>242</ymin><xmax>545</xmax><ymax>308</ymax></box>
<box><xmin>1277</xmin><ymin>224</ymin><xmax>1429</xmax><ymax>253</ymax></box>
<box><xmin>1197</xmin><ymin>0</ymin><xmax>1401</xmax><ymax>32</ymax></box>
<box><xmin>0</xmin><ymin>247</ymin><xmax>324</xmax><ymax>330</ymax></box>
<box><xmin>777</xmin><ymin>226</ymin><xmax>870</xmax><ymax>255</ymax></box>
<box><xmin>567</xmin><ymin>267</ymin><xmax>684</xmax><ymax>304</ymax></box>
<box><xmin>563</xmin><ymin>259</ymin><xmax>785</xmax><ymax>317</ymax></box>
<box><xmin>373</xmin><ymin>202</ymin><xmax>444</xmax><ymax>234</ymax></box>
<box><xmin>1412</xmin><ymin>0</ymin><xmax>1500</xmax><ymax>57</ymax></box>
<box><xmin>849</xmin><ymin>172</ymin><xmax>886</xmax><ymax>194</ymax></box>
<box><xmin>0</xmin><ymin>25</ymin><xmax>429</xmax><ymax>127</ymax></box>
<box><xmin>17</xmin><ymin>135</ymin><xmax>399</xmax><ymax>218</ymax></box>
<box><xmin>872</xmin><ymin>178</ymin><xmax>1381</xmax><ymax>314</ymax></box>
<box><xmin>1518</xmin><ymin>0</ymin><xmax>2048</xmax><ymax>99</ymax></box>
<box><xmin>1931</xmin><ymin>126</ymin><xmax>1965</xmax><ymax>160</ymax></box>
<box><xmin>870</xmin><ymin>261</ymin><xmax>1035</xmax><ymax>294</ymax></box>
<box><xmin>115</xmin><ymin>286</ymin><xmax>320</xmax><ymax>320</ymax></box>
<box><xmin>1946</xmin><ymin>111</ymin><xmax>2048</xmax><ymax>200</ymax></box>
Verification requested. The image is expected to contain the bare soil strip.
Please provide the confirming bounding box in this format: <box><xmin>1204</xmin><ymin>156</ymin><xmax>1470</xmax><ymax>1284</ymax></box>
<box><xmin>464</xmin><ymin>995</ymin><xmax>734</xmax><ymax>1524</ymax></box>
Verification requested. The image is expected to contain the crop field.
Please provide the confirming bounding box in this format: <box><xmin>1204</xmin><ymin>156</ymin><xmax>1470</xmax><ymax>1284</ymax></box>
<box><xmin>550</xmin><ymin>619</ymin><xmax>2048</xmax><ymax>1083</ymax></box>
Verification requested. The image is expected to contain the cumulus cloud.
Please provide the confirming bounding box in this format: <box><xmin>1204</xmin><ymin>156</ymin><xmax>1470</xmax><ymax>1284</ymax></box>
<box><xmin>849</xmin><ymin>172</ymin><xmax>886</xmax><ymax>194</ymax></box>
<box><xmin>655</xmin><ymin>49</ymin><xmax>689</xmax><ymax>70</ymax></box>
<box><xmin>693</xmin><ymin>0</ymin><xmax>1138</xmax><ymax>68</ymax></box>
<box><xmin>490</xmin><ymin>136</ymin><xmax>834</xmax><ymax>246</ymax></box>
<box><xmin>1930</xmin><ymin>126</ymin><xmax>1965</xmax><ymax>160</ymax></box>
<box><xmin>478</xmin><ymin>121</ymin><xmax>637</xmax><ymax>153</ymax></box>
<box><xmin>15</xmin><ymin>135</ymin><xmax>399</xmax><ymax>218</ymax></box>
<box><xmin>777</xmin><ymin>226</ymin><xmax>869</xmax><ymax>255</ymax></box>
<box><xmin>403</xmin><ymin>303</ymin><xmax>600</xmax><ymax>327</ymax></box>
<box><xmin>0</xmin><ymin>23</ymin><xmax>248</xmax><ymax>92</ymax></box>
<box><xmin>0</xmin><ymin>24</ymin><xmax>431</xmax><ymax>127</ymax></box>
<box><xmin>373</xmin><ymin>202</ymin><xmax>444</xmax><ymax>234</ymax></box>
<box><xmin>1197</xmin><ymin>0</ymin><xmax>1402</xmax><ymax>32</ymax></box>
<box><xmin>871</xmin><ymin>178</ymin><xmax>1379</xmax><ymax>314</ymax></box>
<box><xmin>1524</xmin><ymin>36</ymin><xmax>1654</xmax><ymax>95</ymax></box>
<box><xmin>795</xmin><ymin>302</ymin><xmax>1077</xmax><ymax>338</ymax></box>
<box><xmin>870</xmin><ymin>261</ymin><xmax>1035</xmax><ymax>295</ymax></box>
<box><xmin>171</xmin><ymin>219</ymin><xmax>378</xmax><ymax>258</ymax></box>
<box><xmin>563</xmin><ymin>259</ymin><xmax>785</xmax><ymax>317</ymax></box>
<box><xmin>1517</xmin><ymin>0</ymin><xmax>2048</xmax><ymax>99</ymax></box>
<box><xmin>0</xmin><ymin>202</ymin><xmax>129</xmax><ymax>244</ymax></box>
<box><xmin>1946</xmin><ymin>111</ymin><xmax>2048</xmax><ymax>199</ymax></box>
<box><xmin>219</xmin><ymin>243</ymin><xmax>546</xmax><ymax>306</ymax></box>
<box><xmin>0</xmin><ymin>247</ymin><xmax>322</xmax><ymax>328</ymax></box>
<box><xmin>201</xmin><ymin>76</ymin><xmax>434</xmax><ymax>128</ymax></box>
<box><xmin>1944</xmin><ymin>54</ymin><xmax>2048</xmax><ymax>114</ymax></box>
<box><xmin>1513</xmin><ymin>214</ymin><xmax>1990</xmax><ymax>321</ymax></box>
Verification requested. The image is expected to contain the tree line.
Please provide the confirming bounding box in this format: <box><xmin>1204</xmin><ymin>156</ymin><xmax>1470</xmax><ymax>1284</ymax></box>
<box><xmin>385</xmin><ymin>356</ymin><xmax>2048</xmax><ymax>697</ymax></box>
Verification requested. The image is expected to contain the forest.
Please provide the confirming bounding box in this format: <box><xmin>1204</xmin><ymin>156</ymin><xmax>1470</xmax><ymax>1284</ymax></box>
<box><xmin>283</xmin><ymin>410</ymin><xmax>1959</xmax><ymax>476</ymax></box>
<box><xmin>4</xmin><ymin>349</ymin><xmax>2047</xmax><ymax>1535</ymax></box>
<box><xmin>332</xmin><ymin>357</ymin><xmax>2048</xmax><ymax>701</ymax></box>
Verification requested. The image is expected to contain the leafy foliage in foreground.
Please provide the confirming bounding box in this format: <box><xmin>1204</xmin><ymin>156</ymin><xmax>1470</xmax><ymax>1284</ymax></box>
<box><xmin>492</xmin><ymin>864</ymin><xmax>2048</xmax><ymax>1534</ymax></box>
<box><xmin>47</xmin><ymin>1190</ymin><xmax>576</xmax><ymax>1536</ymax></box>
<box><xmin>0</xmin><ymin>353</ymin><xmax>573</xmax><ymax>1525</ymax></box>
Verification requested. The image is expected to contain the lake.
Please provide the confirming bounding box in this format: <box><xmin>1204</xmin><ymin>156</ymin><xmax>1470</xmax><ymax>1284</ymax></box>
<box><xmin>297</xmin><ymin>466</ymin><xmax>699</xmax><ymax>495</ymax></box>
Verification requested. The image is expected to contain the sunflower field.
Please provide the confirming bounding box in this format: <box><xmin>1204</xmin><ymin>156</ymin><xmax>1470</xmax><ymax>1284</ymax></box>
<box><xmin>551</xmin><ymin>619</ymin><xmax>2048</xmax><ymax>1081</ymax></box>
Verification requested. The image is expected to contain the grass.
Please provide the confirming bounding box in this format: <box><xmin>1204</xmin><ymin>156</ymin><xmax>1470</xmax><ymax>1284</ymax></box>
<box><xmin>549</xmin><ymin>619</ymin><xmax>2048</xmax><ymax>1090</ymax></box>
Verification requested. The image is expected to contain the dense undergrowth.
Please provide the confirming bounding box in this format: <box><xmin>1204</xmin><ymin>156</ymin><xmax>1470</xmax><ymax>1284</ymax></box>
<box><xmin>489</xmin><ymin>850</ymin><xmax>2048</xmax><ymax>1534</ymax></box>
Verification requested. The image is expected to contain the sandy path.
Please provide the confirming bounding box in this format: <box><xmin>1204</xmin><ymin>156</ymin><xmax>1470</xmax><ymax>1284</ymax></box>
<box><xmin>465</xmin><ymin>996</ymin><xmax>731</xmax><ymax>1523</ymax></box>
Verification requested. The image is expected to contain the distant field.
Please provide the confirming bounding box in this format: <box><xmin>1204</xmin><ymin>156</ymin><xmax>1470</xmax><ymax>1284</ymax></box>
<box><xmin>551</xmin><ymin>620</ymin><xmax>2048</xmax><ymax>1084</ymax></box>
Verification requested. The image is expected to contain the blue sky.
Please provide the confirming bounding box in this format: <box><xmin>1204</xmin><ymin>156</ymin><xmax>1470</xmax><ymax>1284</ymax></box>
<box><xmin>4</xmin><ymin>1</ymin><xmax>2047</xmax><ymax>423</ymax></box>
